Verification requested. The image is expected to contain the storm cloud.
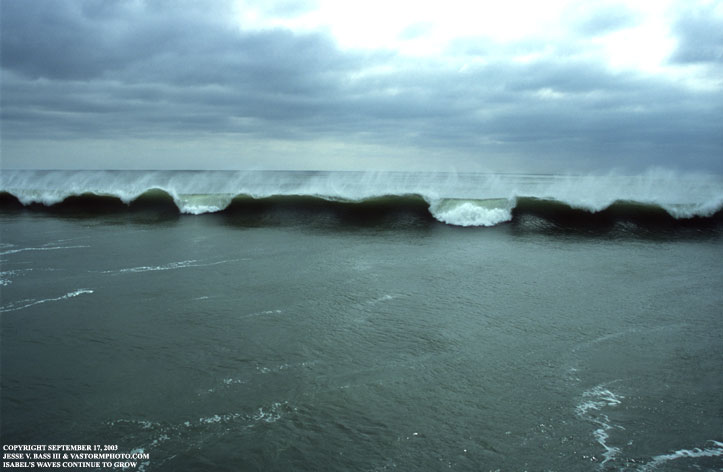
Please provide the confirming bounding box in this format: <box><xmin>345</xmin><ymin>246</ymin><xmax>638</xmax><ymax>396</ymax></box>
<box><xmin>1</xmin><ymin>0</ymin><xmax>721</xmax><ymax>171</ymax></box>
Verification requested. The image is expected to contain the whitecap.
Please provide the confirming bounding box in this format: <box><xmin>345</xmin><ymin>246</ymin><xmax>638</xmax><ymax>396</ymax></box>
<box><xmin>428</xmin><ymin>198</ymin><xmax>515</xmax><ymax>227</ymax></box>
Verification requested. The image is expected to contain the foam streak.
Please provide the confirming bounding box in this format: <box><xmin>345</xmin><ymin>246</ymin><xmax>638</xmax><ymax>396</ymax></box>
<box><xmin>1</xmin><ymin>289</ymin><xmax>94</xmax><ymax>313</ymax></box>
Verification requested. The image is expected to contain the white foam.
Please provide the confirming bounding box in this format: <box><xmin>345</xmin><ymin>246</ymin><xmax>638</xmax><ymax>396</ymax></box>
<box><xmin>0</xmin><ymin>245</ymin><xmax>90</xmax><ymax>256</ymax></box>
<box><xmin>0</xmin><ymin>289</ymin><xmax>94</xmax><ymax>313</ymax></box>
<box><xmin>106</xmin><ymin>402</ymin><xmax>293</xmax><ymax>470</ymax></box>
<box><xmin>173</xmin><ymin>193</ymin><xmax>235</xmax><ymax>215</ymax></box>
<box><xmin>256</xmin><ymin>360</ymin><xmax>317</xmax><ymax>374</ymax></box>
<box><xmin>199</xmin><ymin>414</ymin><xmax>224</xmax><ymax>424</ymax></box>
<box><xmin>0</xmin><ymin>270</ymin><xmax>16</xmax><ymax>286</ymax></box>
<box><xmin>105</xmin><ymin>260</ymin><xmax>199</xmax><ymax>274</ymax></box>
<box><xmin>195</xmin><ymin>402</ymin><xmax>289</xmax><ymax>425</ymax></box>
<box><xmin>222</xmin><ymin>378</ymin><xmax>246</xmax><ymax>385</ymax></box>
<box><xmin>576</xmin><ymin>384</ymin><xmax>625</xmax><ymax>467</ymax></box>
<box><xmin>106</xmin><ymin>419</ymin><xmax>159</xmax><ymax>429</ymax></box>
<box><xmin>638</xmin><ymin>440</ymin><xmax>723</xmax><ymax>471</ymax></box>
<box><xmin>102</xmin><ymin>258</ymin><xmax>234</xmax><ymax>274</ymax></box>
<box><xmin>428</xmin><ymin>198</ymin><xmax>514</xmax><ymax>227</ymax></box>
<box><xmin>252</xmin><ymin>402</ymin><xmax>287</xmax><ymax>424</ymax></box>
<box><xmin>0</xmin><ymin>268</ymin><xmax>62</xmax><ymax>287</ymax></box>
<box><xmin>240</xmin><ymin>309</ymin><xmax>283</xmax><ymax>319</ymax></box>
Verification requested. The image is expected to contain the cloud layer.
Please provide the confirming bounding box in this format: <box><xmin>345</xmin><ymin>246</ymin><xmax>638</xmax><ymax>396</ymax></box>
<box><xmin>1</xmin><ymin>0</ymin><xmax>721</xmax><ymax>171</ymax></box>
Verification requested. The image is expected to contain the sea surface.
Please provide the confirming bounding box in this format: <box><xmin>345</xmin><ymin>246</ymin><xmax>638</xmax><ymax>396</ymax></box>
<box><xmin>1</xmin><ymin>170</ymin><xmax>722</xmax><ymax>471</ymax></box>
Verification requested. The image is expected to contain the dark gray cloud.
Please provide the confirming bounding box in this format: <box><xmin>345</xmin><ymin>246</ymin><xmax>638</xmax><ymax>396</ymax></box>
<box><xmin>1</xmin><ymin>0</ymin><xmax>721</xmax><ymax>172</ymax></box>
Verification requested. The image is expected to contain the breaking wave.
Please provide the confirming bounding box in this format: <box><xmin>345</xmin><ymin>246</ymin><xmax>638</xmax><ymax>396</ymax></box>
<box><xmin>1</xmin><ymin>169</ymin><xmax>721</xmax><ymax>229</ymax></box>
<box><xmin>428</xmin><ymin>198</ymin><xmax>515</xmax><ymax>227</ymax></box>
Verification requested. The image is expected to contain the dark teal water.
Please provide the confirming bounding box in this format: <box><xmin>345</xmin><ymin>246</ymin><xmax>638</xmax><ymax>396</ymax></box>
<box><xmin>1</xmin><ymin>208</ymin><xmax>722</xmax><ymax>471</ymax></box>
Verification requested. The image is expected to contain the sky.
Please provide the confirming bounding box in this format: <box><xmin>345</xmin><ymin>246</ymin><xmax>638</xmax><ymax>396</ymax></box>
<box><xmin>1</xmin><ymin>0</ymin><xmax>721</xmax><ymax>172</ymax></box>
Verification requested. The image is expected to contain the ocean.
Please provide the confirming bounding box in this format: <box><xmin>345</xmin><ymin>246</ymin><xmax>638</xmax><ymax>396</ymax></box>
<box><xmin>1</xmin><ymin>170</ymin><xmax>722</xmax><ymax>471</ymax></box>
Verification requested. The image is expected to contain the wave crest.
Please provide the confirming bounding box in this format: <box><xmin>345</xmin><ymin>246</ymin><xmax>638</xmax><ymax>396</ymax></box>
<box><xmin>2</xmin><ymin>170</ymin><xmax>722</xmax><ymax>229</ymax></box>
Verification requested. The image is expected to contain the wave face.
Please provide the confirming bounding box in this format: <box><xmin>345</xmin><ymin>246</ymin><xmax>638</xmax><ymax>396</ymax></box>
<box><xmin>1</xmin><ymin>169</ymin><xmax>722</xmax><ymax>229</ymax></box>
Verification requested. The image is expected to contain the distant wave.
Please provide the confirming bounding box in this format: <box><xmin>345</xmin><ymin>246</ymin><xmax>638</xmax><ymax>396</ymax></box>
<box><xmin>2</xmin><ymin>170</ymin><xmax>722</xmax><ymax>229</ymax></box>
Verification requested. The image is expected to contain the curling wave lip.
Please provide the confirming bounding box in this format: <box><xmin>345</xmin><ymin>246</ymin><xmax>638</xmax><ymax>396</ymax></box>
<box><xmin>1</xmin><ymin>169</ymin><xmax>721</xmax><ymax>227</ymax></box>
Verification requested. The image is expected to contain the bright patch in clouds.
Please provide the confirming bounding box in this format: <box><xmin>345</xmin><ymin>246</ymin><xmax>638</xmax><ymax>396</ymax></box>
<box><xmin>233</xmin><ymin>0</ymin><xmax>688</xmax><ymax>74</ymax></box>
<box><xmin>591</xmin><ymin>2</ymin><xmax>678</xmax><ymax>73</ymax></box>
<box><xmin>235</xmin><ymin>0</ymin><xmax>575</xmax><ymax>50</ymax></box>
<box><xmin>297</xmin><ymin>0</ymin><xmax>573</xmax><ymax>52</ymax></box>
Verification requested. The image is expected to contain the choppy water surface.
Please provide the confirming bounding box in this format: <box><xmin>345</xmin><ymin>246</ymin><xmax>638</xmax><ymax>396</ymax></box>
<box><xmin>1</xmin><ymin>171</ymin><xmax>722</xmax><ymax>471</ymax></box>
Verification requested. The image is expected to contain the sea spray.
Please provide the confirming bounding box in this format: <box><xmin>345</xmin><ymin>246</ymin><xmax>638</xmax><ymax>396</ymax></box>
<box><xmin>2</xmin><ymin>169</ymin><xmax>721</xmax><ymax>226</ymax></box>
